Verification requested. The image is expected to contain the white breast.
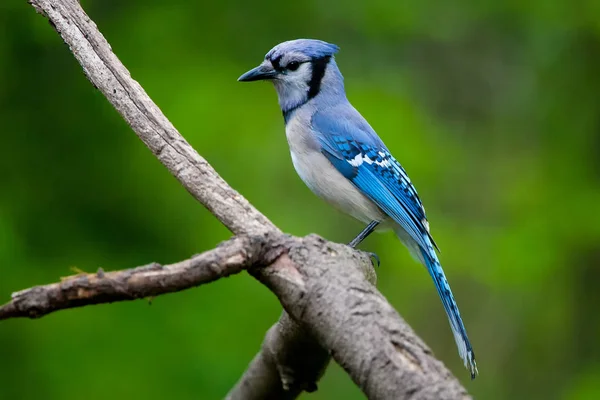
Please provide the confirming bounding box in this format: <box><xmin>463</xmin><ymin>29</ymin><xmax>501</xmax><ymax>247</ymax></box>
<box><xmin>285</xmin><ymin>115</ymin><xmax>385</xmax><ymax>224</ymax></box>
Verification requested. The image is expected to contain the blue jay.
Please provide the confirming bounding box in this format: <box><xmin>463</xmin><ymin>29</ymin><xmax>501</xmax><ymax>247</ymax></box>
<box><xmin>239</xmin><ymin>39</ymin><xmax>477</xmax><ymax>379</ymax></box>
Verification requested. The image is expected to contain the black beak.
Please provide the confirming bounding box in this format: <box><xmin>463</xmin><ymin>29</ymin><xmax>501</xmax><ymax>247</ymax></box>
<box><xmin>238</xmin><ymin>63</ymin><xmax>277</xmax><ymax>82</ymax></box>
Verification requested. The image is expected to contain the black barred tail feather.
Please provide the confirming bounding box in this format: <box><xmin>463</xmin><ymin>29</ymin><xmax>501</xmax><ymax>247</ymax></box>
<box><xmin>420</xmin><ymin>244</ymin><xmax>478</xmax><ymax>379</ymax></box>
<box><xmin>395</xmin><ymin>228</ymin><xmax>478</xmax><ymax>379</ymax></box>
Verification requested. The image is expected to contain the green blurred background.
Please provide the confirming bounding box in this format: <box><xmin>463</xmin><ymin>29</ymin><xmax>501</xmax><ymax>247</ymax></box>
<box><xmin>1</xmin><ymin>0</ymin><xmax>600</xmax><ymax>399</ymax></box>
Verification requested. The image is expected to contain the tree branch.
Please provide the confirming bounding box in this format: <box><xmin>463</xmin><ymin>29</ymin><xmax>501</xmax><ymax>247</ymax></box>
<box><xmin>5</xmin><ymin>0</ymin><xmax>474</xmax><ymax>398</ymax></box>
<box><xmin>255</xmin><ymin>236</ymin><xmax>470</xmax><ymax>400</ymax></box>
<box><xmin>0</xmin><ymin>235</ymin><xmax>273</xmax><ymax>320</ymax></box>
<box><xmin>28</xmin><ymin>0</ymin><xmax>277</xmax><ymax>237</ymax></box>
<box><xmin>227</xmin><ymin>311</ymin><xmax>330</xmax><ymax>400</ymax></box>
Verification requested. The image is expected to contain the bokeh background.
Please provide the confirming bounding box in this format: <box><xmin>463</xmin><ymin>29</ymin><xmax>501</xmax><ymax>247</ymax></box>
<box><xmin>1</xmin><ymin>0</ymin><xmax>600</xmax><ymax>399</ymax></box>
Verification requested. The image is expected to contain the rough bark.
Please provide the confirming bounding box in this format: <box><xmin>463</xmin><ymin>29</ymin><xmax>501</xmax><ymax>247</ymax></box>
<box><xmin>0</xmin><ymin>235</ymin><xmax>271</xmax><ymax>320</ymax></box>
<box><xmin>28</xmin><ymin>0</ymin><xmax>276</xmax><ymax>237</ymax></box>
<box><xmin>1</xmin><ymin>1</ymin><xmax>474</xmax><ymax>399</ymax></box>
<box><xmin>227</xmin><ymin>312</ymin><xmax>330</xmax><ymax>400</ymax></box>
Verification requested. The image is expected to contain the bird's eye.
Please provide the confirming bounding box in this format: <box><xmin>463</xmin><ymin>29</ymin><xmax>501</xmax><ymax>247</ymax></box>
<box><xmin>287</xmin><ymin>61</ymin><xmax>300</xmax><ymax>71</ymax></box>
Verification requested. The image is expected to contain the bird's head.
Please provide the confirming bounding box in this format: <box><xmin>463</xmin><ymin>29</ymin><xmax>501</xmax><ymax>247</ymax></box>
<box><xmin>238</xmin><ymin>39</ymin><xmax>344</xmax><ymax>114</ymax></box>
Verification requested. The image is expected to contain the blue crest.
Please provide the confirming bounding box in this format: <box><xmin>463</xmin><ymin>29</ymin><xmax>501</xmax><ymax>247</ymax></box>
<box><xmin>265</xmin><ymin>39</ymin><xmax>340</xmax><ymax>60</ymax></box>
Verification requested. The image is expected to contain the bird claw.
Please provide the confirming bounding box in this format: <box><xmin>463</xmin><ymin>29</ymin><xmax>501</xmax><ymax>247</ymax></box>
<box><xmin>368</xmin><ymin>252</ymin><xmax>380</xmax><ymax>267</ymax></box>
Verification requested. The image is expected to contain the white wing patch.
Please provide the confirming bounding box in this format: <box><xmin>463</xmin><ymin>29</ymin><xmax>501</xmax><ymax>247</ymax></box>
<box><xmin>376</xmin><ymin>152</ymin><xmax>393</xmax><ymax>168</ymax></box>
<box><xmin>347</xmin><ymin>153</ymin><xmax>364</xmax><ymax>167</ymax></box>
<box><xmin>347</xmin><ymin>152</ymin><xmax>393</xmax><ymax>168</ymax></box>
<box><xmin>422</xmin><ymin>218</ymin><xmax>430</xmax><ymax>232</ymax></box>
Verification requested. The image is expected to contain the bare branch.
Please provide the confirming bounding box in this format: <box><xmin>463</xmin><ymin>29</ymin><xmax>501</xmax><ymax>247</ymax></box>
<box><xmin>1</xmin><ymin>232</ymin><xmax>469</xmax><ymax>399</ymax></box>
<box><xmin>227</xmin><ymin>312</ymin><xmax>330</xmax><ymax>400</ymax></box>
<box><xmin>250</xmin><ymin>236</ymin><xmax>471</xmax><ymax>400</ymax></box>
<box><xmin>28</xmin><ymin>0</ymin><xmax>277</xmax><ymax>237</ymax></box>
<box><xmin>0</xmin><ymin>235</ymin><xmax>273</xmax><ymax>320</ymax></box>
<box><xmin>12</xmin><ymin>1</ymin><xmax>474</xmax><ymax>399</ymax></box>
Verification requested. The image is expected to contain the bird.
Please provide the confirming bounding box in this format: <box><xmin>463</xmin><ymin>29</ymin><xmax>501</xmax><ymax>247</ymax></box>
<box><xmin>238</xmin><ymin>39</ymin><xmax>478</xmax><ymax>379</ymax></box>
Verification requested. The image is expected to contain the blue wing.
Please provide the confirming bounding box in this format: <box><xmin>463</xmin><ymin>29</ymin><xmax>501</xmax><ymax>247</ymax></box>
<box><xmin>312</xmin><ymin>103</ymin><xmax>478</xmax><ymax>378</ymax></box>
<box><xmin>312</xmin><ymin>103</ymin><xmax>438</xmax><ymax>252</ymax></box>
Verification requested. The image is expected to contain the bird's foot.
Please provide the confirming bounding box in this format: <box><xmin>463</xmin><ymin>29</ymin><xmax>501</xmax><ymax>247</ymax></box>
<box><xmin>368</xmin><ymin>252</ymin><xmax>380</xmax><ymax>267</ymax></box>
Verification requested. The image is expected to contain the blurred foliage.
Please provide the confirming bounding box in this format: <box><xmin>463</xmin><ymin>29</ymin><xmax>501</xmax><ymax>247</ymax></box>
<box><xmin>1</xmin><ymin>0</ymin><xmax>600</xmax><ymax>399</ymax></box>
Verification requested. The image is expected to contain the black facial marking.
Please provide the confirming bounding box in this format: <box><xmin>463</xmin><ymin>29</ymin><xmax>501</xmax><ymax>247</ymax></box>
<box><xmin>270</xmin><ymin>55</ymin><xmax>283</xmax><ymax>72</ymax></box>
<box><xmin>307</xmin><ymin>56</ymin><xmax>331</xmax><ymax>99</ymax></box>
<box><xmin>282</xmin><ymin>105</ymin><xmax>300</xmax><ymax>124</ymax></box>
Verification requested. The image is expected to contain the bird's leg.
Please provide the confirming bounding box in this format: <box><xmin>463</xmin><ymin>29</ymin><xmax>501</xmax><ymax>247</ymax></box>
<box><xmin>348</xmin><ymin>220</ymin><xmax>379</xmax><ymax>248</ymax></box>
<box><xmin>348</xmin><ymin>221</ymin><xmax>381</xmax><ymax>267</ymax></box>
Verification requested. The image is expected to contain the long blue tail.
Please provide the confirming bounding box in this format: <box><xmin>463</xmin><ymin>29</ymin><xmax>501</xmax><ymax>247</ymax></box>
<box><xmin>419</xmin><ymin>241</ymin><xmax>478</xmax><ymax>379</ymax></box>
